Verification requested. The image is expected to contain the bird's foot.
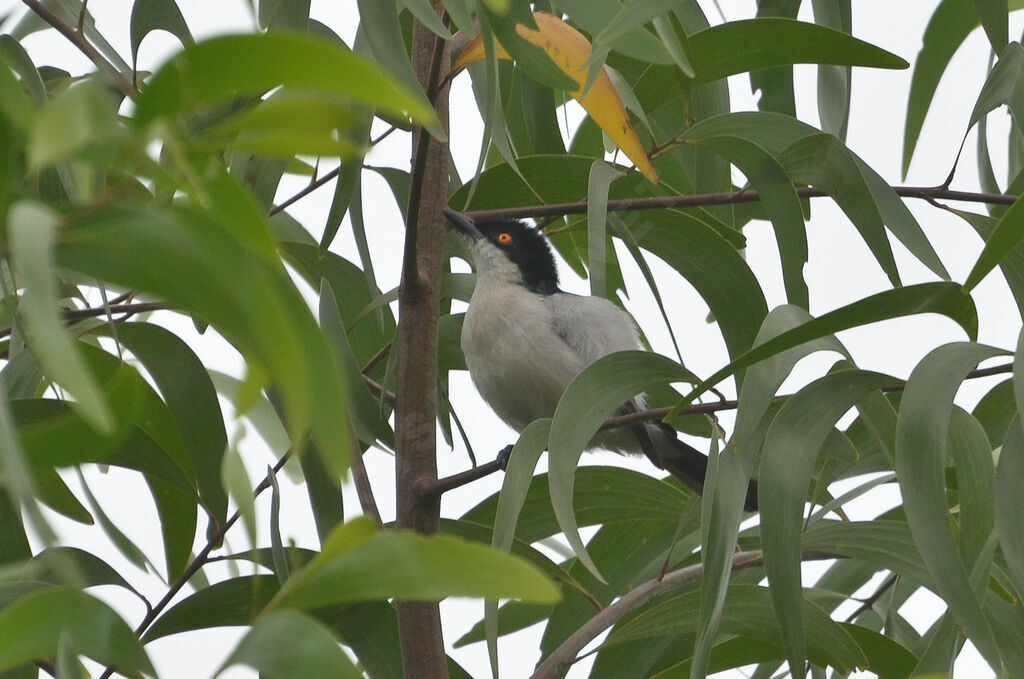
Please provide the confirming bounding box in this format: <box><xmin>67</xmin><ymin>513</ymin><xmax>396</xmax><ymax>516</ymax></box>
<box><xmin>496</xmin><ymin>444</ymin><xmax>514</xmax><ymax>470</ymax></box>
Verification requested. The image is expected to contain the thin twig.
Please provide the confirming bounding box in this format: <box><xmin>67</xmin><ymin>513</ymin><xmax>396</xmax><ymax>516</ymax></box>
<box><xmin>269</xmin><ymin>167</ymin><xmax>340</xmax><ymax>216</ymax></box>
<box><xmin>845</xmin><ymin>573</ymin><xmax>898</xmax><ymax>622</ymax></box>
<box><xmin>426</xmin><ymin>361</ymin><xmax>1013</xmax><ymax>496</ymax></box>
<box><xmin>21</xmin><ymin>0</ymin><xmax>134</xmax><ymax>99</ymax></box>
<box><xmin>351</xmin><ymin>447</ymin><xmax>384</xmax><ymax>528</ymax></box>
<box><xmin>462</xmin><ymin>185</ymin><xmax>1019</xmax><ymax>222</ymax></box>
<box><xmin>0</xmin><ymin>302</ymin><xmax>173</xmax><ymax>341</ymax></box>
<box><xmin>600</xmin><ymin>362</ymin><xmax>1012</xmax><ymax>430</ymax></box>
<box><xmin>530</xmin><ymin>550</ymin><xmax>838</xmax><ymax>679</ymax></box>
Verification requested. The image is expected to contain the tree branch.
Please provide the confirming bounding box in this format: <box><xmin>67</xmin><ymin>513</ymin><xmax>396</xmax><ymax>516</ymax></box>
<box><xmin>461</xmin><ymin>185</ymin><xmax>1018</xmax><ymax>222</ymax></box>
<box><xmin>425</xmin><ymin>362</ymin><xmax>1012</xmax><ymax>496</ymax></box>
<box><xmin>530</xmin><ymin>549</ymin><xmax>838</xmax><ymax>679</ymax></box>
<box><xmin>21</xmin><ymin>0</ymin><xmax>134</xmax><ymax>99</ymax></box>
<box><xmin>393</xmin><ymin>9</ymin><xmax>452</xmax><ymax>679</ymax></box>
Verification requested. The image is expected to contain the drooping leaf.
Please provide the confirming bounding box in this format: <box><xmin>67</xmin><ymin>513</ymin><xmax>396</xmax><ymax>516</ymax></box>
<box><xmin>896</xmin><ymin>342</ymin><xmax>1007</xmax><ymax>669</ymax></box>
<box><xmin>9</xmin><ymin>202</ymin><xmax>112</xmax><ymax>432</ymax></box>
<box><xmin>218</xmin><ymin>610</ymin><xmax>362</xmax><ymax>679</ymax></box>
<box><xmin>996</xmin><ymin>417</ymin><xmax>1024</xmax><ymax>601</ymax></box>
<box><xmin>26</xmin><ymin>79</ymin><xmax>123</xmax><ymax>171</ymax></box>
<box><xmin>546</xmin><ymin>351</ymin><xmax>701</xmax><ymax>580</ymax></box>
<box><xmin>903</xmin><ymin>0</ymin><xmax>989</xmax><ymax>174</ymax></box>
<box><xmin>673</xmin><ymin>282</ymin><xmax>978</xmax><ymax>414</ymax></box>
<box><xmin>133</xmin><ymin>32</ymin><xmax>439</xmax><ymax>137</ymax></box>
<box><xmin>55</xmin><ymin>205</ymin><xmax>351</xmax><ymax>477</ymax></box>
<box><xmin>0</xmin><ymin>587</ymin><xmax>153</xmax><ymax>675</ymax></box>
<box><xmin>129</xmin><ymin>0</ymin><xmax>193</xmax><ymax>70</ymax></box>
<box><xmin>686</xmin><ymin>17</ymin><xmax>907</xmax><ymax>86</ymax></box>
<box><xmin>115</xmin><ymin>322</ymin><xmax>228</xmax><ymax>525</ymax></box>
<box><xmin>271</xmin><ymin>518</ymin><xmax>560</xmax><ymax>610</ymax></box>
<box><xmin>760</xmin><ymin>368</ymin><xmax>894</xmax><ymax>674</ymax></box>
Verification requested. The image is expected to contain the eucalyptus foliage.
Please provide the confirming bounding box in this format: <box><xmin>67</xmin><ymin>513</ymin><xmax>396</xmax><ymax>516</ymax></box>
<box><xmin>0</xmin><ymin>1</ymin><xmax>1021</xmax><ymax>678</ymax></box>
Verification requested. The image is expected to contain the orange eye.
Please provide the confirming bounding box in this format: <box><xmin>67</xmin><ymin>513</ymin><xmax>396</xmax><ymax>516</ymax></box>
<box><xmin>497</xmin><ymin>232</ymin><xmax>512</xmax><ymax>244</ymax></box>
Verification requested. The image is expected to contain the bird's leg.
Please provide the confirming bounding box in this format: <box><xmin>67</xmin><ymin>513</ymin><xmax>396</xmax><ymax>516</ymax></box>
<box><xmin>417</xmin><ymin>445</ymin><xmax>513</xmax><ymax>499</ymax></box>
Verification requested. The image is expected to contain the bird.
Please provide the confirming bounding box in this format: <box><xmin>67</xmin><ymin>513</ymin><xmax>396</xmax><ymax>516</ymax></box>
<box><xmin>444</xmin><ymin>208</ymin><xmax>758</xmax><ymax>511</ymax></box>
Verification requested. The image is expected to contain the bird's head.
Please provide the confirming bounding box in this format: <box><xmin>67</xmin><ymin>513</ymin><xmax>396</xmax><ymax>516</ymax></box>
<box><xmin>444</xmin><ymin>209</ymin><xmax>559</xmax><ymax>295</ymax></box>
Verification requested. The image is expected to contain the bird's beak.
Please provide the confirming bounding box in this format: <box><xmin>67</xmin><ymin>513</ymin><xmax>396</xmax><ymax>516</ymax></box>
<box><xmin>443</xmin><ymin>208</ymin><xmax>483</xmax><ymax>242</ymax></box>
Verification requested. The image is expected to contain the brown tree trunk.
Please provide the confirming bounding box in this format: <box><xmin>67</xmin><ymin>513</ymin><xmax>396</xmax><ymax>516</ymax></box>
<box><xmin>394</xmin><ymin>9</ymin><xmax>450</xmax><ymax>679</ymax></box>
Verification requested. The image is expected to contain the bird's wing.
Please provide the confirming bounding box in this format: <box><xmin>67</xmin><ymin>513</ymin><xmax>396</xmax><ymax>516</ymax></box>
<box><xmin>543</xmin><ymin>292</ymin><xmax>642</xmax><ymax>365</ymax></box>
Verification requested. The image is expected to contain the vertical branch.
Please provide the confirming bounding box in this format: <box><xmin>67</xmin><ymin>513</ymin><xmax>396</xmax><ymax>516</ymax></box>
<box><xmin>394</xmin><ymin>8</ymin><xmax>451</xmax><ymax>679</ymax></box>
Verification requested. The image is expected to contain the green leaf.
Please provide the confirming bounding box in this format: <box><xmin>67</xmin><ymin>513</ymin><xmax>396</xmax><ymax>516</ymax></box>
<box><xmin>0</xmin><ymin>587</ymin><xmax>153</xmax><ymax>675</ymax></box>
<box><xmin>144</xmin><ymin>574</ymin><xmax>280</xmax><ymax>641</ymax></box>
<box><xmin>272</xmin><ymin>518</ymin><xmax>560</xmax><ymax>609</ymax></box>
<box><xmin>629</xmin><ymin>212</ymin><xmax>767</xmax><ymax>363</ymax></box>
<box><xmin>9</xmin><ymin>202</ymin><xmax>112</xmax><ymax>432</ymax></box>
<box><xmin>205</xmin><ymin>91</ymin><xmax>367</xmax><ymax>158</ymax></box>
<box><xmin>0</xmin><ymin>54</ymin><xmax>32</xmax><ymax>130</ymax></box>
<box><xmin>609</xmin><ymin>584</ymin><xmax>868</xmax><ymax>674</ymax></box>
<box><xmin>813</xmin><ymin>0</ymin><xmax>853</xmax><ymax>140</ymax></box>
<box><xmin>896</xmin><ymin>342</ymin><xmax>1006</xmax><ymax>669</ymax></box>
<box><xmin>219</xmin><ymin>610</ymin><xmax>361</xmax><ymax>679</ymax></box>
<box><xmin>115</xmin><ymin>322</ymin><xmax>228</xmax><ymax>524</ymax></box>
<box><xmin>902</xmin><ymin>0</ymin><xmax>986</xmax><ymax>175</ymax></box>
<box><xmin>675</xmin><ymin>282</ymin><xmax>978</xmax><ymax>413</ymax></box>
<box><xmin>692</xmin><ymin>306</ymin><xmax>844</xmax><ymax>678</ymax></box>
<box><xmin>404</xmin><ymin>0</ymin><xmax>453</xmax><ymax>38</ymax></box>
<box><xmin>546</xmin><ymin>351</ymin><xmax>701</xmax><ymax>580</ymax></box>
<box><xmin>973</xmin><ymin>378</ymin><xmax>1016</xmax><ymax>444</ymax></box>
<box><xmin>487</xmin><ymin>418</ymin><xmax>550</xmax><ymax>673</ymax></box>
<box><xmin>133</xmin><ymin>32</ymin><xmax>439</xmax><ymax>137</ymax></box>
<box><xmin>27</xmin><ymin>79</ymin><xmax>122</xmax><ymax>171</ymax></box>
<box><xmin>972</xmin><ymin>0</ymin><xmax>1008</xmax><ymax>51</ymax></box>
<box><xmin>760</xmin><ymin>369</ymin><xmax>894</xmax><ymax>675</ymax></box>
<box><xmin>587</xmin><ymin>161</ymin><xmax>620</xmax><ymax>299</ymax></box>
<box><xmin>129</xmin><ymin>0</ymin><xmax>193</xmax><ymax>70</ymax></box>
<box><xmin>257</xmin><ymin>0</ymin><xmax>310</xmax><ymax>30</ymax></box>
<box><xmin>687</xmin><ymin>18</ymin><xmax>907</xmax><ymax>86</ymax></box>
<box><xmin>318</xmin><ymin>281</ymin><xmax>391</xmax><ymax>446</ymax></box>
<box><xmin>968</xmin><ymin>42</ymin><xmax>1024</xmax><ymax>132</ymax></box>
<box><xmin>681</xmin><ymin>129</ymin><xmax>808</xmax><ymax>307</ymax></box>
<box><xmin>780</xmin><ymin>133</ymin><xmax>900</xmax><ymax>287</ymax></box>
<box><xmin>56</xmin><ymin>205</ymin><xmax>351</xmax><ymax>477</ymax></box>
<box><xmin>27</xmin><ymin>547</ymin><xmax>143</xmax><ymax>599</ymax></box>
<box><xmin>996</xmin><ymin>418</ymin><xmax>1024</xmax><ymax>600</ymax></box>
<box><xmin>77</xmin><ymin>470</ymin><xmax>152</xmax><ymax>572</ymax></box>
<box><xmin>965</xmin><ymin>195</ymin><xmax>1024</xmax><ymax>293</ymax></box>
<box><xmin>55</xmin><ymin>631</ymin><xmax>84</xmax><ymax>679</ymax></box>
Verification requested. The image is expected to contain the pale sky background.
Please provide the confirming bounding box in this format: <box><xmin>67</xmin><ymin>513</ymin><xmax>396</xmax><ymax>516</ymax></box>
<box><xmin>0</xmin><ymin>1</ymin><xmax>1017</xmax><ymax>677</ymax></box>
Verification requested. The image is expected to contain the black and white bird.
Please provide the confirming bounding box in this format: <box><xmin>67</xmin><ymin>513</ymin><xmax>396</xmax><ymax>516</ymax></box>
<box><xmin>444</xmin><ymin>208</ymin><xmax>758</xmax><ymax>510</ymax></box>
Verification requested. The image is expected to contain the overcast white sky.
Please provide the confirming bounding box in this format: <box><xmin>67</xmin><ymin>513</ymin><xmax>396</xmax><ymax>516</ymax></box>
<box><xmin>0</xmin><ymin>1</ymin><xmax>1016</xmax><ymax>677</ymax></box>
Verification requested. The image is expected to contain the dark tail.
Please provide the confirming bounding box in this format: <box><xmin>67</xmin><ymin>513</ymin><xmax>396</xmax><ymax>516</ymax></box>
<box><xmin>633</xmin><ymin>423</ymin><xmax>759</xmax><ymax>511</ymax></box>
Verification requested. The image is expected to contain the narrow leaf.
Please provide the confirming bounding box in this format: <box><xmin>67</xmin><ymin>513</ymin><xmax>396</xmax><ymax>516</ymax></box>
<box><xmin>760</xmin><ymin>369</ymin><xmax>896</xmax><ymax>675</ymax></box>
<box><xmin>0</xmin><ymin>587</ymin><xmax>153</xmax><ymax>675</ymax></box>
<box><xmin>9</xmin><ymin>202</ymin><xmax>112</xmax><ymax>432</ymax></box>
<box><xmin>219</xmin><ymin>610</ymin><xmax>361</xmax><ymax>679</ymax></box>
<box><xmin>272</xmin><ymin>518</ymin><xmax>560</xmax><ymax>609</ymax></box>
<box><xmin>133</xmin><ymin>32</ymin><xmax>439</xmax><ymax>136</ymax></box>
<box><xmin>896</xmin><ymin>342</ymin><xmax>1006</xmax><ymax>669</ymax></box>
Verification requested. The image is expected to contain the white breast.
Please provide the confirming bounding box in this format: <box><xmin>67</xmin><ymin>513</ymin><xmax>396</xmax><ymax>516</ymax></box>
<box><xmin>462</xmin><ymin>278</ymin><xmax>585</xmax><ymax>431</ymax></box>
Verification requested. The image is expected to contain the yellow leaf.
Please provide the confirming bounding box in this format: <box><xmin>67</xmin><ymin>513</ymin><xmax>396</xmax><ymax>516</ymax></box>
<box><xmin>452</xmin><ymin>12</ymin><xmax>658</xmax><ymax>184</ymax></box>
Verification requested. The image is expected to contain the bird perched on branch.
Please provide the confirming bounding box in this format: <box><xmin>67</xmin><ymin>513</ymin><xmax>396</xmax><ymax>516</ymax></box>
<box><xmin>444</xmin><ymin>208</ymin><xmax>758</xmax><ymax>511</ymax></box>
